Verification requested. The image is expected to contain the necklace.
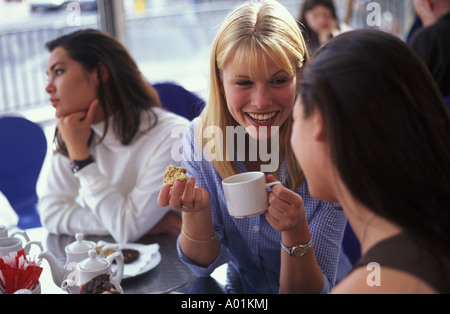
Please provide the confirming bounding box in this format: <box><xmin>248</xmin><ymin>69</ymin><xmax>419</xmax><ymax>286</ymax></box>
<box><xmin>361</xmin><ymin>212</ymin><xmax>375</xmax><ymax>246</ymax></box>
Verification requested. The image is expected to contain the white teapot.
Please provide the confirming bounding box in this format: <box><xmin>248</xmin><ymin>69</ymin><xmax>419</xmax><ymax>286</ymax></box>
<box><xmin>39</xmin><ymin>233</ymin><xmax>96</xmax><ymax>294</ymax></box>
<box><xmin>61</xmin><ymin>249</ymin><xmax>124</xmax><ymax>294</ymax></box>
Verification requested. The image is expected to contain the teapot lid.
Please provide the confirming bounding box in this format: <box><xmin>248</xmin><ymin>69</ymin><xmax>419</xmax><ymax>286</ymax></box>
<box><xmin>67</xmin><ymin>233</ymin><xmax>96</xmax><ymax>253</ymax></box>
<box><xmin>79</xmin><ymin>250</ymin><xmax>108</xmax><ymax>271</ymax></box>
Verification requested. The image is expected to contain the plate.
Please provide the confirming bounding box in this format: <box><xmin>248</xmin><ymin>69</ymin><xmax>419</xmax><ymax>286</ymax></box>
<box><xmin>98</xmin><ymin>241</ymin><xmax>161</xmax><ymax>279</ymax></box>
<box><xmin>122</xmin><ymin>243</ymin><xmax>161</xmax><ymax>279</ymax></box>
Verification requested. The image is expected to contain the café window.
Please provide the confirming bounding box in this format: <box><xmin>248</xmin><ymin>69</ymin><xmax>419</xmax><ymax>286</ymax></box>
<box><xmin>0</xmin><ymin>0</ymin><xmax>415</xmax><ymax>117</ymax></box>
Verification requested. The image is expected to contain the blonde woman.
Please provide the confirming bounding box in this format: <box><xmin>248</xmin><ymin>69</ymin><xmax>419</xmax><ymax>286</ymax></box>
<box><xmin>158</xmin><ymin>0</ymin><xmax>349</xmax><ymax>294</ymax></box>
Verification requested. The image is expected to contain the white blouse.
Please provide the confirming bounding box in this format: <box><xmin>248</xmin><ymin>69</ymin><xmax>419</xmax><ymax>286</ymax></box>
<box><xmin>38</xmin><ymin>107</ymin><xmax>188</xmax><ymax>243</ymax></box>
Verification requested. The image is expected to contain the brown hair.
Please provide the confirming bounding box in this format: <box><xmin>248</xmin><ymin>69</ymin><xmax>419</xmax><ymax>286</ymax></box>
<box><xmin>46</xmin><ymin>29</ymin><xmax>161</xmax><ymax>156</ymax></box>
<box><xmin>300</xmin><ymin>29</ymin><xmax>450</xmax><ymax>256</ymax></box>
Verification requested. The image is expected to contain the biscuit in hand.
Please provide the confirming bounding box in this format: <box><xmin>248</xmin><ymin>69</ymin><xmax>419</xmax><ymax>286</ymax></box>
<box><xmin>163</xmin><ymin>164</ymin><xmax>189</xmax><ymax>186</ymax></box>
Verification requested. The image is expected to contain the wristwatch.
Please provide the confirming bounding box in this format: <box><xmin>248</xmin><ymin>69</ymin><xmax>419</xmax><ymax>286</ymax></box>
<box><xmin>71</xmin><ymin>155</ymin><xmax>95</xmax><ymax>173</ymax></box>
<box><xmin>281</xmin><ymin>238</ymin><xmax>313</xmax><ymax>257</ymax></box>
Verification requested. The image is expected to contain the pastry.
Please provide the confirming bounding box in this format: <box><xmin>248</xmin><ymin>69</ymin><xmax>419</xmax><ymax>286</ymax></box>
<box><xmin>96</xmin><ymin>246</ymin><xmax>140</xmax><ymax>264</ymax></box>
<box><xmin>121</xmin><ymin>248</ymin><xmax>140</xmax><ymax>264</ymax></box>
<box><xmin>80</xmin><ymin>274</ymin><xmax>120</xmax><ymax>294</ymax></box>
<box><xmin>96</xmin><ymin>245</ymin><xmax>115</xmax><ymax>258</ymax></box>
<box><xmin>163</xmin><ymin>164</ymin><xmax>189</xmax><ymax>186</ymax></box>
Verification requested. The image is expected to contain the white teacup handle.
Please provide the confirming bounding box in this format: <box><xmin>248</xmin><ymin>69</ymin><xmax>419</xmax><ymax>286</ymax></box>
<box><xmin>266</xmin><ymin>181</ymin><xmax>281</xmax><ymax>189</ymax></box>
<box><xmin>9</xmin><ymin>230</ymin><xmax>30</xmax><ymax>242</ymax></box>
<box><xmin>23</xmin><ymin>241</ymin><xmax>44</xmax><ymax>255</ymax></box>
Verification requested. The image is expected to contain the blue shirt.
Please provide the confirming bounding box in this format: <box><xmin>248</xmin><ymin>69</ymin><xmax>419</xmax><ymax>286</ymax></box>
<box><xmin>177</xmin><ymin>119</ymin><xmax>350</xmax><ymax>293</ymax></box>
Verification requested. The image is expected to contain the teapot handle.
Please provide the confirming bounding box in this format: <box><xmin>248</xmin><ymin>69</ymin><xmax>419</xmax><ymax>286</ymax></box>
<box><xmin>107</xmin><ymin>251</ymin><xmax>124</xmax><ymax>284</ymax></box>
<box><xmin>23</xmin><ymin>241</ymin><xmax>44</xmax><ymax>255</ymax></box>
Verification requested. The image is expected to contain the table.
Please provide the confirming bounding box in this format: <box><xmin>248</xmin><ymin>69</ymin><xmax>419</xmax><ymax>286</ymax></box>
<box><xmin>24</xmin><ymin>227</ymin><xmax>230</xmax><ymax>294</ymax></box>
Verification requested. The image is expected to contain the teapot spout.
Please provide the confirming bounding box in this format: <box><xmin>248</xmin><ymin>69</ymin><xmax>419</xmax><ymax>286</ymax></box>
<box><xmin>38</xmin><ymin>251</ymin><xmax>66</xmax><ymax>287</ymax></box>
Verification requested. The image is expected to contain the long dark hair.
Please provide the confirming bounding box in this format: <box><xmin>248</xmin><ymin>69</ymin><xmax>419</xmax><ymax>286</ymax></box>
<box><xmin>46</xmin><ymin>29</ymin><xmax>161</xmax><ymax>157</ymax></box>
<box><xmin>300</xmin><ymin>29</ymin><xmax>450</xmax><ymax>257</ymax></box>
<box><xmin>298</xmin><ymin>0</ymin><xmax>339</xmax><ymax>54</ymax></box>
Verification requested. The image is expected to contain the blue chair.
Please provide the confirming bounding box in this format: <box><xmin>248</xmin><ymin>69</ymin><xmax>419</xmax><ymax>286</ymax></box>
<box><xmin>153</xmin><ymin>82</ymin><xmax>205</xmax><ymax>121</ymax></box>
<box><xmin>444</xmin><ymin>96</ymin><xmax>450</xmax><ymax>111</ymax></box>
<box><xmin>342</xmin><ymin>222</ymin><xmax>361</xmax><ymax>265</ymax></box>
<box><xmin>0</xmin><ymin>116</ymin><xmax>47</xmax><ymax>229</ymax></box>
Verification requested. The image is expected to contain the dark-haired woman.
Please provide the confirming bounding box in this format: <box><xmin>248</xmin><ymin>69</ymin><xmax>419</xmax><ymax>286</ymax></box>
<box><xmin>38</xmin><ymin>29</ymin><xmax>189</xmax><ymax>243</ymax></box>
<box><xmin>298</xmin><ymin>0</ymin><xmax>341</xmax><ymax>54</ymax></box>
<box><xmin>292</xmin><ymin>29</ymin><xmax>450</xmax><ymax>293</ymax></box>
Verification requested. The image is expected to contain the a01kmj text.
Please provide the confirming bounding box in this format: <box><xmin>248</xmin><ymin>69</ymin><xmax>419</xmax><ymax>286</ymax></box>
<box><xmin>181</xmin><ymin>297</ymin><xmax>269</xmax><ymax>311</ymax></box>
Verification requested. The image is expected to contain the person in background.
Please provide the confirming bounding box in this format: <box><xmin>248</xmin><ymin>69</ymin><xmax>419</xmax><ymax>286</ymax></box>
<box><xmin>410</xmin><ymin>0</ymin><xmax>450</xmax><ymax>98</ymax></box>
<box><xmin>39</xmin><ymin>29</ymin><xmax>189</xmax><ymax>244</ymax></box>
<box><xmin>158</xmin><ymin>0</ymin><xmax>350</xmax><ymax>294</ymax></box>
<box><xmin>293</xmin><ymin>29</ymin><xmax>450</xmax><ymax>293</ymax></box>
<box><xmin>406</xmin><ymin>14</ymin><xmax>423</xmax><ymax>44</ymax></box>
<box><xmin>297</xmin><ymin>0</ymin><xmax>341</xmax><ymax>54</ymax></box>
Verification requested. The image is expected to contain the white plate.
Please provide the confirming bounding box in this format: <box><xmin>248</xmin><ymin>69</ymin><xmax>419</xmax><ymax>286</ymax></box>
<box><xmin>98</xmin><ymin>242</ymin><xmax>161</xmax><ymax>279</ymax></box>
<box><xmin>122</xmin><ymin>243</ymin><xmax>161</xmax><ymax>279</ymax></box>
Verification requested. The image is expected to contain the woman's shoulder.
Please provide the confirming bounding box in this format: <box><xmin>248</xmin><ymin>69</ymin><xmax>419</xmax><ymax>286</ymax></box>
<box><xmin>333</xmin><ymin>232</ymin><xmax>446</xmax><ymax>294</ymax></box>
<box><xmin>152</xmin><ymin>107</ymin><xmax>190</xmax><ymax>127</ymax></box>
<box><xmin>136</xmin><ymin>107</ymin><xmax>190</xmax><ymax>137</ymax></box>
<box><xmin>332</xmin><ymin>266</ymin><xmax>437</xmax><ymax>294</ymax></box>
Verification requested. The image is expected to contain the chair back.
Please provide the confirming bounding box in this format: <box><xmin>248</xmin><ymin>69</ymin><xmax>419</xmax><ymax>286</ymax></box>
<box><xmin>153</xmin><ymin>82</ymin><xmax>205</xmax><ymax>120</ymax></box>
<box><xmin>444</xmin><ymin>95</ymin><xmax>450</xmax><ymax>111</ymax></box>
<box><xmin>0</xmin><ymin>116</ymin><xmax>47</xmax><ymax>229</ymax></box>
<box><xmin>342</xmin><ymin>222</ymin><xmax>361</xmax><ymax>265</ymax></box>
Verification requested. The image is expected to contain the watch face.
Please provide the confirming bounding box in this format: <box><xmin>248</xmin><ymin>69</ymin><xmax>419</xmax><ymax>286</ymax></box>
<box><xmin>292</xmin><ymin>247</ymin><xmax>306</xmax><ymax>256</ymax></box>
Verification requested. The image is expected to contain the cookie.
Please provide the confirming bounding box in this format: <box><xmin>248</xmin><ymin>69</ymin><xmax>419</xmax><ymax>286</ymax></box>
<box><xmin>80</xmin><ymin>274</ymin><xmax>120</xmax><ymax>294</ymax></box>
<box><xmin>122</xmin><ymin>248</ymin><xmax>140</xmax><ymax>264</ymax></box>
<box><xmin>96</xmin><ymin>245</ymin><xmax>115</xmax><ymax>258</ymax></box>
<box><xmin>163</xmin><ymin>164</ymin><xmax>189</xmax><ymax>186</ymax></box>
<box><xmin>96</xmin><ymin>246</ymin><xmax>140</xmax><ymax>264</ymax></box>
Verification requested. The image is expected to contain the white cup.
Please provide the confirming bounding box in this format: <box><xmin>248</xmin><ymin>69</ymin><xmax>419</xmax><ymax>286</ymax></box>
<box><xmin>222</xmin><ymin>172</ymin><xmax>281</xmax><ymax>218</ymax></box>
<box><xmin>0</xmin><ymin>237</ymin><xmax>43</xmax><ymax>258</ymax></box>
<box><xmin>0</xmin><ymin>225</ymin><xmax>8</xmax><ymax>238</ymax></box>
<box><xmin>13</xmin><ymin>282</ymin><xmax>41</xmax><ymax>294</ymax></box>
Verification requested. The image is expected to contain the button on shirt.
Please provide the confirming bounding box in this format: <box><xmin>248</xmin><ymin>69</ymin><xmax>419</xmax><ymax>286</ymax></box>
<box><xmin>177</xmin><ymin>119</ymin><xmax>348</xmax><ymax>293</ymax></box>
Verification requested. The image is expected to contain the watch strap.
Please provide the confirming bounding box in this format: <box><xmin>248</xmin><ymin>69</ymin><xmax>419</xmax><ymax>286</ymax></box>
<box><xmin>71</xmin><ymin>155</ymin><xmax>94</xmax><ymax>173</ymax></box>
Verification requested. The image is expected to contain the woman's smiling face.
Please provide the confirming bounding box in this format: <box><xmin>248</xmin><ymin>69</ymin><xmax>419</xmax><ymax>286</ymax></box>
<box><xmin>221</xmin><ymin>51</ymin><xmax>297</xmax><ymax>139</ymax></box>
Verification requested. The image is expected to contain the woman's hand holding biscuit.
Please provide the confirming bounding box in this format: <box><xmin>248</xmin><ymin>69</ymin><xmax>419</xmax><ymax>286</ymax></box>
<box><xmin>158</xmin><ymin>177</ymin><xmax>211</xmax><ymax>214</ymax></box>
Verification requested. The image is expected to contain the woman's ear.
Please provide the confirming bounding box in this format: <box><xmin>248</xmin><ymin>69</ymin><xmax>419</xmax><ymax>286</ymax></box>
<box><xmin>96</xmin><ymin>62</ymin><xmax>109</xmax><ymax>84</ymax></box>
<box><xmin>218</xmin><ymin>78</ymin><xmax>225</xmax><ymax>96</ymax></box>
<box><xmin>217</xmin><ymin>69</ymin><xmax>225</xmax><ymax>96</ymax></box>
<box><xmin>312</xmin><ymin>109</ymin><xmax>325</xmax><ymax>142</ymax></box>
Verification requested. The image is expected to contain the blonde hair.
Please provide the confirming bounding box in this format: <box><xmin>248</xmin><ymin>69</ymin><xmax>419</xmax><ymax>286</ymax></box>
<box><xmin>198</xmin><ymin>0</ymin><xmax>308</xmax><ymax>189</ymax></box>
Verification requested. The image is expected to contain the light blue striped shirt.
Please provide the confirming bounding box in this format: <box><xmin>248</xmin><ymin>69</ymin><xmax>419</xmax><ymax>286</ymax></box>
<box><xmin>177</xmin><ymin>119</ymin><xmax>350</xmax><ymax>293</ymax></box>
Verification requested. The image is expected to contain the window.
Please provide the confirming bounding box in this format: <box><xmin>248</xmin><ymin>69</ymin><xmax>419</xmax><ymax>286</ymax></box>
<box><xmin>0</xmin><ymin>0</ymin><xmax>415</xmax><ymax>117</ymax></box>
